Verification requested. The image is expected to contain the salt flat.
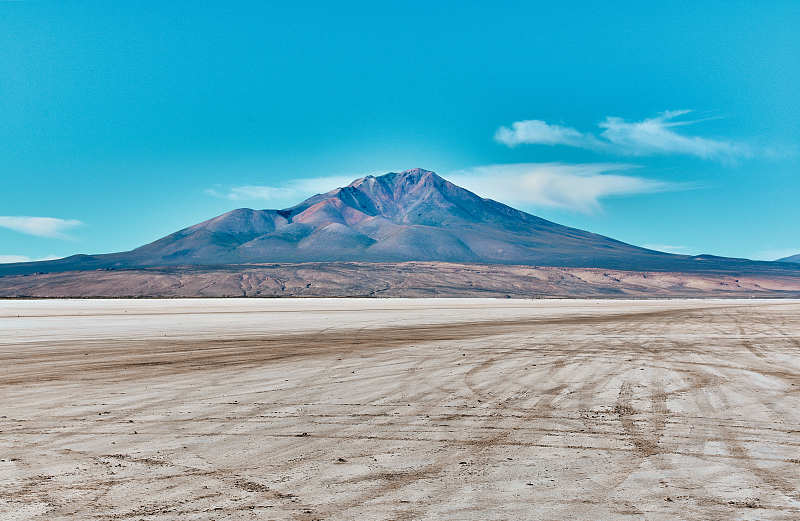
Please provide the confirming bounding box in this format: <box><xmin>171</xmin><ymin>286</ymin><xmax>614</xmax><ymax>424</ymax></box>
<box><xmin>1</xmin><ymin>298</ymin><xmax>799</xmax><ymax>520</ymax></box>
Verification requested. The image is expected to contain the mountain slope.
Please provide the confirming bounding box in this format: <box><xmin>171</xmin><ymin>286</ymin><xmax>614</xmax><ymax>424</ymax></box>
<box><xmin>2</xmin><ymin>168</ymin><xmax>798</xmax><ymax>276</ymax></box>
<box><xmin>778</xmin><ymin>254</ymin><xmax>800</xmax><ymax>263</ymax></box>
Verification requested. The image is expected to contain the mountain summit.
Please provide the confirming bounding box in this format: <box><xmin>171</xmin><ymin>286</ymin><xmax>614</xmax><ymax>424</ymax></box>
<box><xmin>2</xmin><ymin>168</ymin><xmax>793</xmax><ymax>275</ymax></box>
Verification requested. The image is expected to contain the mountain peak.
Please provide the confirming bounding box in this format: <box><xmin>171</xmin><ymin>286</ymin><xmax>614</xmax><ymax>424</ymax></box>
<box><xmin>348</xmin><ymin>168</ymin><xmax>441</xmax><ymax>188</ymax></box>
<box><xmin>399</xmin><ymin>167</ymin><xmax>437</xmax><ymax>177</ymax></box>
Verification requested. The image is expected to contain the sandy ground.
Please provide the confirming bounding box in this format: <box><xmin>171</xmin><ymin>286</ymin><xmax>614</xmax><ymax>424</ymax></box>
<box><xmin>3</xmin><ymin>262</ymin><xmax>800</xmax><ymax>298</ymax></box>
<box><xmin>1</xmin><ymin>298</ymin><xmax>799</xmax><ymax>520</ymax></box>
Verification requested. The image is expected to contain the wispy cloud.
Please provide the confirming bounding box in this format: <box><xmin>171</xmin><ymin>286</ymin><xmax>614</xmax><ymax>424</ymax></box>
<box><xmin>641</xmin><ymin>244</ymin><xmax>697</xmax><ymax>255</ymax></box>
<box><xmin>495</xmin><ymin>110</ymin><xmax>751</xmax><ymax>161</ymax></box>
<box><xmin>205</xmin><ymin>185</ymin><xmax>297</xmax><ymax>201</ymax></box>
<box><xmin>0</xmin><ymin>216</ymin><xmax>82</xmax><ymax>239</ymax></box>
<box><xmin>0</xmin><ymin>254</ymin><xmax>62</xmax><ymax>264</ymax></box>
<box><xmin>494</xmin><ymin>120</ymin><xmax>600</xmax><ymax>148</ymax></box>
<box><xmin>448</xmin><ymin>163</ymin><xmax>687</xmax><ymax>213</ymax></box>
<box><xmin>206</xmin><ymin>175</ymin><xmax>368</xmax><ymax>205</ymax></box>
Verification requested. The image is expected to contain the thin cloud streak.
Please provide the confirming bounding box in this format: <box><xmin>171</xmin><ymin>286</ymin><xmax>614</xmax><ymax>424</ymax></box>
<box><xmin>206</xmin><ymin>175</ymin><xmax>375</xmax><ymax>205</ymax></box>
<box><xmin>641</xmin><ymin>244</ymin><xmax>697</xmax><ymax>255</ymax></box>
<box><xmin>495</xmin><ymin>110</ymin><xmax>752</xmax><ymax>161</ymax></box>
<box><xmin>205</xmin><ymin>185</ymin><xmax>296</xmax><ymax>201</ymax></box>
<box><xmin>0</xmin><ymin>254</ymin><xmax>62</xmax><ymax>264</ymax></box>
<box><xmin>449</xmin><ymin>163</ymin><xmax>688</xmax><ymax>213</ymax></box>
<box><xmin>0</xmin><ymin>216</ymin><xmax>82</xmax><ymax>239</ymax></box>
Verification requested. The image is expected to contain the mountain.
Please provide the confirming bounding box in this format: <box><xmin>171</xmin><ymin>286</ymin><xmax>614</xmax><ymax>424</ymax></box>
<box><xmin>126</xmin><ymin>168</ymin><xmax>658</xmax><ymax>268</ymax></box>
<box><xmin>1</xmin><ymin>168</ymin><xmax>798</xmax><ymax>277</ymax></box>
<box><xmin>778</xmin><ymin>254</ymin><xmax>800</xmax><ymax>263</ymax></box>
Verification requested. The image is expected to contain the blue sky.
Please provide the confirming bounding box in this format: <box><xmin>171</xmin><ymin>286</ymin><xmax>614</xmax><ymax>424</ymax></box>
<box><xmin>1</xmin><ymin>1</ymin><xmax>799</xmax><ymax>262</ymax></box>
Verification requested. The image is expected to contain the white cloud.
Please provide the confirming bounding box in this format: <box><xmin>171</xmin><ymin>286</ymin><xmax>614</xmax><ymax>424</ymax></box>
<box><xmin>495</xmin><ymin>111</ymin><xmax>750</xmax><ymax>161</ymax></box>
<box><xmin>205</xmin><ymin>185</ymin><xmax>297</xmax><ymax>201</ymax></box>
<box><xmin>598</xmin><ymin>111</ymin><xmax>749</xmax><ymax>160</ymax></box>
<box><xmin>494</xmin><ymin>120</ymin><xmax>598</xmax><ymax>148</ymax></box>
<box><xmin>206</xmin><ymin>175</ymin><xmax>370</xmax><ymax>205</ymax></box>
<box><xmin>0</xmin><ymin>216</ymin><xmax>82</xmax><ymax>239</ymax></box>
<box><xmin>641</xmin><ymin>244</ymin><xmax>696</xmax><ymax>255</ymax></box>
<box><xmin>448</xmin><ymin>163</ymin><xmax>684</xmax><ymax>212</ymax></box>
<box><xmin>0</xmin><ymin>254</ymin><xmax>62</xmax><ymax>264</ymax></box>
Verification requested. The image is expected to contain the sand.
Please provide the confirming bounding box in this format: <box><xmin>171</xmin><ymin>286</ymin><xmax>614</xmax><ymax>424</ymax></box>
<box><xmin>1</xmin><ymin>298</ymin><xmax>799</xmax><ymax>520</ymax></box>
<box><xmin>3</xmin><ymin>262</ymin><xmax>800</xmax><ymax>298</ymax></box>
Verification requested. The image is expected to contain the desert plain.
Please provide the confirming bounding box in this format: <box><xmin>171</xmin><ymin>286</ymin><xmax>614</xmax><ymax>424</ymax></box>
<box><xmin>1</xmin><ymin>298</ymin><xmax>799</xmax><ymax>520</ymax></box>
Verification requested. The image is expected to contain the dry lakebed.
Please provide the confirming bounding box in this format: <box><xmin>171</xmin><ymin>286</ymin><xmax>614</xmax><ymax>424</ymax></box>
<box><xmin>1</xmin><ymin>298</ymin><xmax>799</xmax><ymax>520</ymax></box>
